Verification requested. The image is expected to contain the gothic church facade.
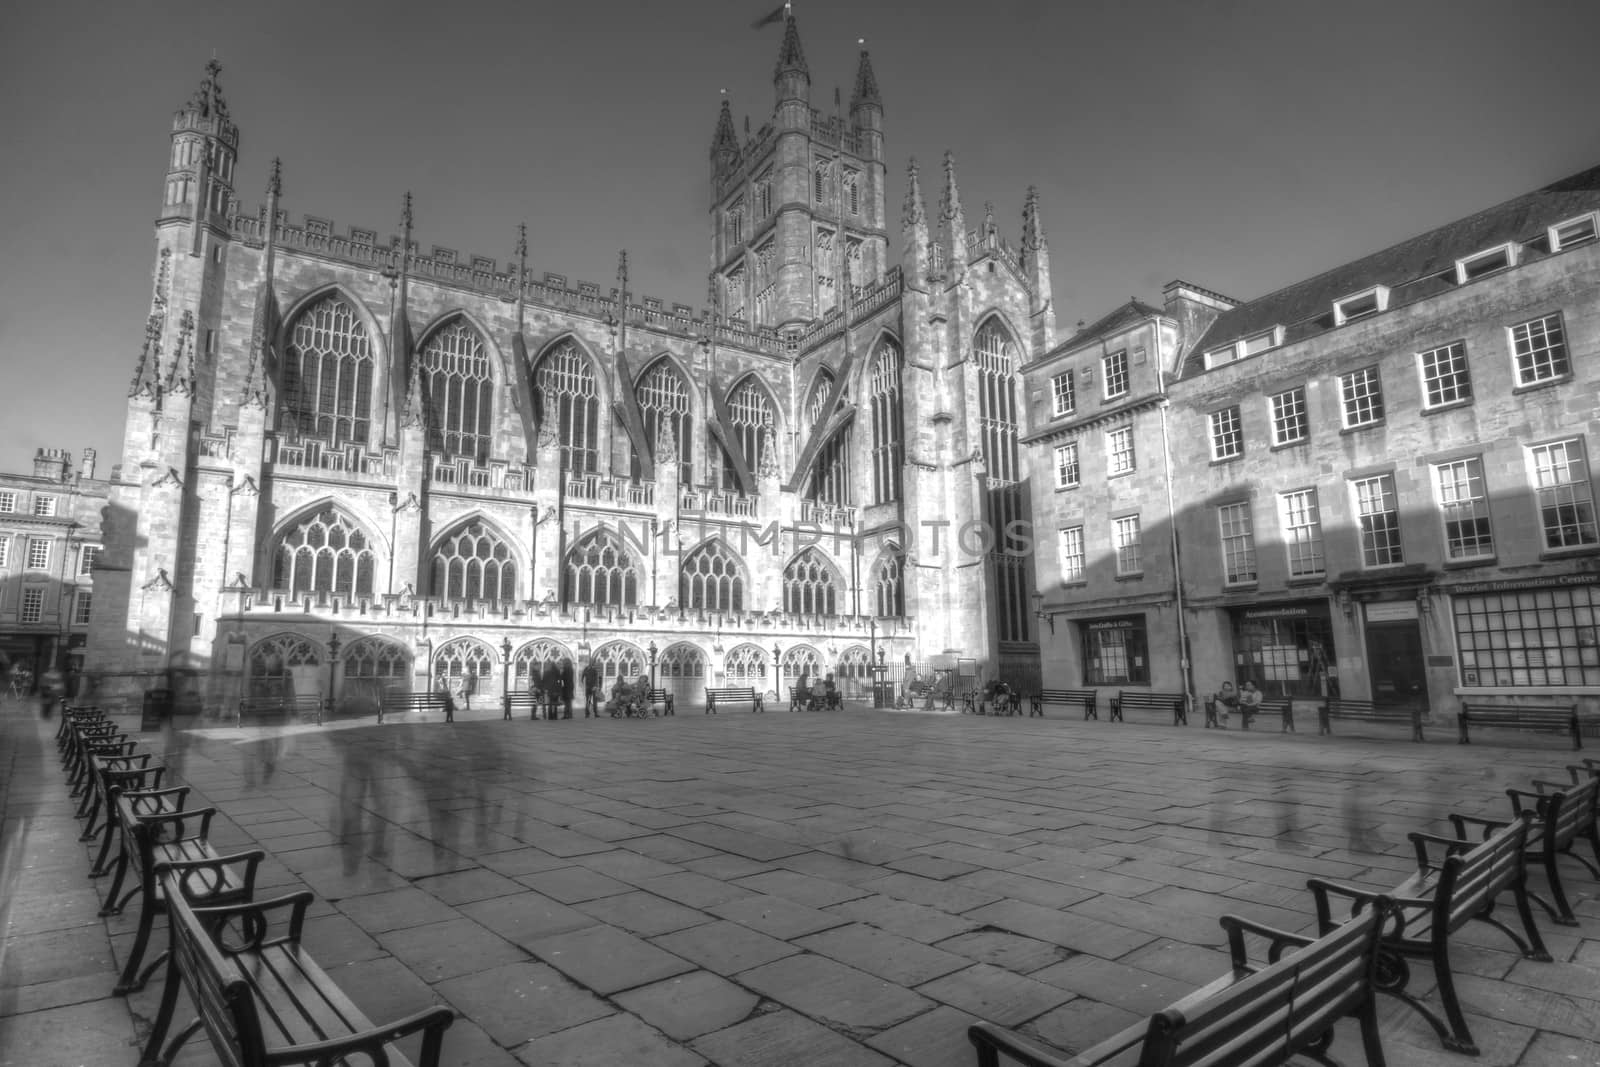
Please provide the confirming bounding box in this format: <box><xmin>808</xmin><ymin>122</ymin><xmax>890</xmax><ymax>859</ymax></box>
<box><xmin>87</xmin><ymin>15</ymin><xmax>1054</xmax><ymax>713</ymax></box>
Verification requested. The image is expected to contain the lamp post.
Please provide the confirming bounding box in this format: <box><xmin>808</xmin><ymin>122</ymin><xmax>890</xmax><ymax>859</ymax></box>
<box><xmin>648</xmin><ymin>641</ymin><xmax>658</xmax><ymax>687</ymax></box>
<box><xmin>772</xmin><ymin>642</ymin><xmax>781</xmax><ymax>690</ymax></box>
<box><xmin>1032</xmin><ymin>590</ymin><xmax>1053</xmax><ymax>636</ymax></box>
<box><xmin>55</xmin><ymin>520</ymin><xmax>81</xmax><ymax>673</ymax></box>
<box><xmin>501</xmin><ymin>635</ymin><xmax>513</xmax><ymax>692</ymax></box>
<box><xmin>326</xmin><ymin>629</ymin><xmax>341</xmax><ymax>721</ymax></box>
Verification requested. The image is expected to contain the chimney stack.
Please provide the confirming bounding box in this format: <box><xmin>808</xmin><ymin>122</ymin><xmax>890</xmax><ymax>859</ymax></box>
<box><xmin>32</xmin><ymin>447</ymin><xmax>71</xmax><ymax>483</ymax></box>
<box><xmin>81</xmin><ymin>447</ymin><xmax>97</xmax><ymax>481</ymax></box>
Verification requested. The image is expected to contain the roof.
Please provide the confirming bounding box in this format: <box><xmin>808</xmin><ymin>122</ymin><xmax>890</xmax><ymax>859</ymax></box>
<box><xmin>1045</xmin><ymin>299</ymin><xmax>1163</xmax><ymax>361</ymax></box>
<box><xmin>1181</xmin><ymin>163</ymin><xmax>1600</xmax><ymax>378</ymax></box>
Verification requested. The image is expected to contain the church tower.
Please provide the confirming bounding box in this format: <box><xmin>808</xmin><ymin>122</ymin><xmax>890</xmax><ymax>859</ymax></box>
<box><xmin>709</xmin><ymin>12</ymin><xmax>888</xmax><ymax>332</ymax></box>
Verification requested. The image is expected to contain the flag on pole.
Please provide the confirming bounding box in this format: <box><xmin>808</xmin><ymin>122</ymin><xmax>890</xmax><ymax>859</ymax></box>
<box><xmin>751</xmin><ymin>3</ymin><xmax>785</xmax><ymax>29</ymax></box>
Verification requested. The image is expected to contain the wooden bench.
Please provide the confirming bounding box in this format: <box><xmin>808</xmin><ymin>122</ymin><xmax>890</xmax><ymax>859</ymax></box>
<box><xmin>140</xmin><ymin>879</ymin><xmax>456</xmax><ymax>1067</ymax></box>
<box><xmin>56</xmin><ymin>703</ymin><xmax>105</xmax><ymax>755</ymax></box>
<box><xmin>1308</xmin><ymin>811</ymin><xmax>1550</xmax><ymax>1056</ymax></box>
<box><xmin>1318</xmin><ymin>697</ymin><xmax>1424</xmax><ymax>741</ymax></box>
<box><xmin>100</xmin><ymin>787</ymin><xmax>265</xmax><ymax>994</ymax></box>
<box><xmin>377</xmin><ymin>690</ymin><xmax>454</xmax><ymax>724</ymax></box>
<box><xmin>1110</xmin><ymin>690</ymin><xmax>1187</xmax><ymax>726</ymax></box>
<box><xmin>1471</xmin><ymin>770</ymin><xmax>1600</xmax><ymax>927</ymax></box>
<box><xmin>503</xmin><ymin>689</ymin><xmax>559</xmax><ymax>720</ymax></box>
<box><xmin>237</xmin><ymin>693</ymin><xmax>324</xmax><ymax>727</ymax></box>
<box><xmin>704</xmin><ymin>686</ymin><xmax>763</xmax><ymax>713</ymax></box>
<box><xmin>1030</xmin><ymin>689</ymin><xmax>1096</xmax><ymax>719</ymax></box>
<box><xmin>645</xmin><ymin>687</ymin><xmax>675</xmax><ymax>715</ymax></box>
<box><xmin>1237</xmin><ymin>696</ymin><xmax>1291</xmax><ymax>731</ymax></box>
<box><xmin>969</xmin><ymin>900</ymin><xmax>1392</xmax><ymax>1067</ymax></box>
<box><xmin>1459</xmin><ymin>701</ymin><xmax>1584</xmax><ymax>749</ymax></box>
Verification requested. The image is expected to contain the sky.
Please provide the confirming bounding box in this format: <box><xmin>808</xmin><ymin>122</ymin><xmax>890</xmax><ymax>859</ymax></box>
<box><xmin>4</xmin><ymin>0</ymin><xmax>1600</xmax><ymax>478</ymax></box>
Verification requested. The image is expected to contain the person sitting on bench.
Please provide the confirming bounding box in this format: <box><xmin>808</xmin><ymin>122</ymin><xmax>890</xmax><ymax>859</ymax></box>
<box><xmin>822</xmin><ymin>673</ymin><xmax>840</xmax><ymax>710</ymax></box>
<box><xmin>795</xmin><ymin>670</ymin><xmax>814</xmax><ymax>711</ymax></box>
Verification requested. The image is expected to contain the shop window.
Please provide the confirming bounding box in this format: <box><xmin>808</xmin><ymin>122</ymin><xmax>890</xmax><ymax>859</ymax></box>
<box><xmin>1454</xmin><ymin>583</ymin><xmax>1600</xmax><ymax>688</ymax></box>
<box><xmin>1081</xmin><ymin>617</ymin><xmax>1148</xmax><ymax>685</ymax></box>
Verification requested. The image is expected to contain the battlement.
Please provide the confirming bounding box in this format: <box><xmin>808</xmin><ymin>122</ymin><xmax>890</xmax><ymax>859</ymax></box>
<box><xmin>230</xmin><ymin>208</ymin><xmax>790</xmax><ymax>356</ymax></box>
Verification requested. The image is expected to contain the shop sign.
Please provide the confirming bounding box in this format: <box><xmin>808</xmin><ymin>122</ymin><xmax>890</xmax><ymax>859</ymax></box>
<box><xmin>1085</xmin><ymin>616</ymin><xmax>1141</xmax><ymax>631</ymax></box>
<box><xmin>1364</xmin><ymin>601</ymin><xmax>1418</xmax><ymax>623</ymax></box>
<box><xmin>1448</xmin><ymin>572</ymin><xmax>1599</xmax><ymax>596</ymax></box>
<box><xmin>1240</xmin><ymin>602</ymin><xmax>1326</xmax><ymax>620</ymax></box>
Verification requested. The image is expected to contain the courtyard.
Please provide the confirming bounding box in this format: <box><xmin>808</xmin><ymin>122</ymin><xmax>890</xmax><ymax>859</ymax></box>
<box><xmin>3</xmin><ymin>699</ymin><xmax>1598</xmax><ymax>1066</ymax></box>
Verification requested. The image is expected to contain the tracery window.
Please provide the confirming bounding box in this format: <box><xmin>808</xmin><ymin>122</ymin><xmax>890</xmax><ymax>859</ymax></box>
<box><xmin>591</xmin><ymin>641</ymin><xmax>646</xmax><ymax>686</ymax></box>
<box><xmin>783</xmin><ymin>549</ymin><xmax>838</xmax><ymax>616</ymax></box>
<box><xmin>247</xmin><ymin>632</ymin><xmax>321</xmax><ymax>699</ymax></box>
<box><xmin>975</xmin><ymin>318</ymin><xmax>1029</xmax><ymax>643</ymax></box>
<box><xmin>658</xmin><ymin>644</ymin><xmax>705</xmax><ymax>682</ymax></box>
<box><xmin>837</xmin><ymin>645</ymin><xmax>871</xmax><ymax>698</ymax></box>
<box><xmin>722</xmin><ymin>378</ymin><xmax>774</xmax><ymax>492</ymax></box>
<box><xmin>533</xmin><ymin>338</ymin><xmax>599</xmax><ymax>474</ymax></box>
<box><xmin>432</xmin><ymin>521</ymin><xmax>517</xmax><ymax>602</ymax></box>
<box><xmin>869</xmin><ymin>339</ymin><xmax>903</xmax><ymax>503</ymax></box>
<box><xmin>280</xmin><ymin>294</ymin><xmax>375</xmax><ymax>447</ymax></box>
<box><xmin>806</xmin><ymin>370</ymin><xmax>834</xmax><ymax>431</ymax></box>
<box><xmin>633</xmin><ymin>359</ymin><xmax>693</xmax><ymax>485</ymax></box>
<box><xmin>803</xmin><ymin>369</ymin><xmax>850</xmax><ymax>506</ymax></box>
<box><xmin>563</xmin><ymin>529</ymin><xmax>639</xmax><ymax>607</ymax></box>
<box><xmin>340</xmin><ymin>636</ymin><xmax>410</xmax><ymax>682</ymax></box>
<box><xmin>512</xmin><ymin>639</ymin><xmax>571</xmax><ymax>692</ymax></box>
<box><xmin>781</xmin><ymin>644</ymin><xmax>823</xmax><ymax>686</ymax></box>
<box><xmin>874</xmin><ymin>550</ymin><xmax>905</xmax><ymax>617</ymax></box>
<box><xmin>723</xmin><ymin>643</ymin><xmax>768</xmax><ymax>684</ymax></box>
<box><xmin>271</xmin><ymin>507</ymin><xmax>376</xmax><ymax>597</ymax></box>
<box><xmin>433</xmin><ymin>638</ymin><xmax>494</xmax><ymax>690</ymax></box>
<box><xmin>680</xmin><ymin>540</ymin><xmax>745</xmax><ymax>612</ymax></box>
<box><xmin>725</xmin><ymin>267</ymin><xmax>746</xmax><ymax>321</ymax></box>
<box><xmin>419</xmin><ymin>318</ymin><xmax>493</xmax><ymax>462</ymax></box>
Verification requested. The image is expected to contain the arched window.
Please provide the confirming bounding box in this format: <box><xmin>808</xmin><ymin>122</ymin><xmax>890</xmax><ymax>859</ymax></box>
<box><xmin>658</xmin><ymin>643</ymin><xmax>704</xmax><ymax>681</ymax></box>
<box><xmin>280</xmin><ymin>294</ymin><xmax>375</xmax><ymax>447</ymax></box>
<box><xmin>783</xmin><ymin>548</ymin><xmax>838</xmax><ymax>616</ymax></box>
<box><xmin>874</xmin><ymin>549</ymin><xmax>905</xmax><ymax>618</ymax></box>
<box><xmin>975</xmin><ymin>317</ymin><xmax>1029</xmax><ymax>643</ymax></box>
<box><xmin>781</xmin><ymin>644</ymin><xmax>823</xmax><ymax>686</ymax></box>
<box><xmin>420</xmin><ymin>318</ymin><xmax>493</xmax><ymax>462</ymax></box>
<box><xmin>432</xmin><ymin>521</ymin><xmax>516</xmax><ymax>602</ymax></box>
<box><xmin>247</xmin><ymin>632</ymin><xmax>321</xmax><ymax>699</ymax></box>
<box><xmin>563</xmin><ymin>529</ymin><xmax>639</xmax><ymax>607</ymax></box>
<box><xmin>341</xmin><ymin>636</ymin><xmax>409</xmax><ymax>682</ymax></box>
<box><xmin>803</xmin><ymin>370</ymin><xmax>850</xmax><ymax>506</ymax></box>
<box><xmin>533</xmin><ymin>338</ymin><xmax>599</xmax><ymax>474</ymax></box>
<box><xmin>838</xmin><ymin>645</ymin><xmax>871</xmax><ymax>699</ymax></box>
<box><xmin>869</xmin><ymin>339</ymin><xmax>903</xmax><ymax>503</ymax></box>
<box><xmin>633</xmin><ymin>359</ymin><xmax>692</xmax><ymax>485</ymax></box>
<box><xmin>433</xmin><ymin>638</ymin><xmax>494</xmax><ymax>690</ymax></box>
<box><xmin>721</xmin><ymin>377</ymin><xmax>774</xmax><ymax>492</ymax></box>
<box><xmin>723</xmin><ymin>643</ymin><xmax>768</xmax><ymax>684</ymax></box>
<box><xmin>271</xmin><ymin>507</ymin><xmax>377</xmax><ymax>597</ymax></box>
<box><xmin>513</xmin><ymin>639</ymin><xmax>571</xmax><ymax>692</ymax></box>
<box><xmin>680</xmin><ymin>540</ymin><xmax>744</xmax><ymax>612</ymax></box>
<box><xmin>591</xmin><ymin>641</ymin><xmax>646</xmax><ymax>687</ymax></box>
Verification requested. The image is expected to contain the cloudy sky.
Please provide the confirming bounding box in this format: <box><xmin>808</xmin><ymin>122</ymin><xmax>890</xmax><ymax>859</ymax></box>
<box><xmin>3</xmin><ymin>0</ymin><xmax>1600</xmax><ymax>476</ymax></box>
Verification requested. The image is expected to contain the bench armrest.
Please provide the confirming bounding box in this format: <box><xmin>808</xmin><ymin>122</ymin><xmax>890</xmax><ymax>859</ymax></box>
<box><xmin>134</xmin><ymin>805</ymin><xmax>218</xmax><ymax>844</ymax></box>
<box><xmin>155</xmin><ymin>849</ymin><xmax>266</xmax><ymax>904</ymax></box>
<box><xmin>284</xmin><ymin>1005</ymin><xmax>457</xmax><ymax>1066</ymax></box>
<box><xmin>1408</xmin><ymin>828</ymin><xmax>1469</xmax><ymax>872</ymax></box>
<box><xmin>191</xmin><ymin>889</ymin><xmax>316</xmax><ymax>951</ymax></box>
<box><xmin>1219</xmin><ymin>914</ymin><xmax>1314</xmax><ymax>967</ymax></box>
<box><xmin>969</xmin><ymin>1021</ymin><xmax>1117</xmax><ymax>1067</ymax></box>
<box><xmin>1449</xmin><ymin>812</ymin><xmax>1509</xmax><ymax>840</ymax></box>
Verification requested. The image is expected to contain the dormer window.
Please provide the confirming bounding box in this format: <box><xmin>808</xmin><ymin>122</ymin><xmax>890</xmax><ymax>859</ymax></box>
<box><xmin>1204</xmin><ymin>325</ymin><xmax>1281</xmax><ymax>368</ymax></box>
<box><xmin>1454</xmin><ymin>243</ymin><xmax>1516</xmax><ymax>284</ymax></box>
<box><xmin>1550</xmin><ymin>212</ymin><xmax>1598</xmax><ymax>252</ymax></box>
<box><xmin>1332</xmin><ymin>286</ymin><xmax>1389</xmax><ymax>326</ymax></box>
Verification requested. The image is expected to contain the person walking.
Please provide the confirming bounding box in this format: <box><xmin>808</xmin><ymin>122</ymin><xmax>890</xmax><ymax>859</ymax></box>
<box><xmin>581</xmin><ymin>660</ymin><xmax>601</xmax><ymax>717</ymax></box>
<box><xmin>559</xmin><ymin>658</ymin><xmax>575</xmax><ymax>719</ymax></box>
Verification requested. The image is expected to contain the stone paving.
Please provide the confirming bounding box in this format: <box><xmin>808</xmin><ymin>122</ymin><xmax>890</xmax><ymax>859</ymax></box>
<box><xmin>3</xmin><ymin>695</ymin><xmax>1599</xmax><ymax>1067</ymax></box>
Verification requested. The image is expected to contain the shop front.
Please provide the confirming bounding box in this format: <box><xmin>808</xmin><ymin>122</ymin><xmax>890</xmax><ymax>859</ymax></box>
<box><xmin>1447</xmin><ymin>572</ymin><xmax>1600</xmax><ymax>691</ymax></box>
<box><xmin>1227</xmin><ymin>601</ymin><xmax>1337</xmax><ymax>700</ymax></box>
<box><xmin>1078</xmin><ymin>615</ymin><xmax>1150</xmax><ymax>686</ymax></box>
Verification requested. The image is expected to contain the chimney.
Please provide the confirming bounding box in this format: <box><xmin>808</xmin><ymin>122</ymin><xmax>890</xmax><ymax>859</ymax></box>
<box><xmin>33</xmin><ymin>447</ymin><xmax>70</xmax><ymax>483</ymax></box>
<box><xmin>81</xmin><ymin>448</ymin><xmax>97</xmax><ymax>481</ymax></box>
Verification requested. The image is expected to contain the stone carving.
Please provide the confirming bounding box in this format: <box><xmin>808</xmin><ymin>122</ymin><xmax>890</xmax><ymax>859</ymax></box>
<box><xmin>151</xmin><ymin>467</ymin><xmax>184</xmax><ymax>490</ymax></box>
<box><xmin>231</xmin><ymin>475</ymin><xmax>259</xmax><ymax>497</ymax></box>
<box><xmin>393</xmin><ymin>491</ymin><xmax>421</xmax><ymax>513</ymax></box>
<box><xmin>654</xmin><ymin>417</ymin><xmax>678</xmax><ymax>469</ymax></box>
<box><xmin>142</xmin><ymin>568</ymin><xmax>174</xmax><ymax>593</ymax></box>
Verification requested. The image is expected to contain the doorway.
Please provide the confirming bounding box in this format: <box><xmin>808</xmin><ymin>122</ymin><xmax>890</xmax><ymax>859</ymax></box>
<box><xmin>1364</xmin><ymin>622</ymin><xmax>1428</xmax><ymax>708</ymax></box>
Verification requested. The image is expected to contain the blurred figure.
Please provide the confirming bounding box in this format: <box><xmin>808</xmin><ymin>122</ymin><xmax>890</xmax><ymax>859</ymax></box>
<box><xmin>559</xmin><ymin>658</ymin><xmax>575</xmax><ymax>719</ymax></box>
<box><xmin>581</xmin><ymin>660</ymin><xmax>600</xmax><ymax>717</ymax></box>
<box><xmin>329</xmin><ymin>728</ymin><xmax>391</xmax><ymax>875</ymax></box>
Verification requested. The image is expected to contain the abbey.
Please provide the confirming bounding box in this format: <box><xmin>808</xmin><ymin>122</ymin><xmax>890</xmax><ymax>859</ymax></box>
<box><xmin>86</xmin><ymin>14</ymin><xmax>1054</xmax><ymax>713</ymax></box>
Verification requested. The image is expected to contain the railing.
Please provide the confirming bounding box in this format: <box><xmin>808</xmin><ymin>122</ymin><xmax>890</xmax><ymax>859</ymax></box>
<box><xmin>565</xmin><ymin>475</ymin><xmax>655</xmax><ymax>509</ymax></box>
<box><xmin>681</xmin><ymin>488</ymin><xmax>758</xmax><ymax>518</ymax></box>
<box><xmin>268</xmin><ymin>436</ymin><xmax>391</xmax><ymax>478</ymax></box>
<box><xmin>799</xmin><ymin>500</ymin><xmax>857</xmax><ymax>527</ymax></box>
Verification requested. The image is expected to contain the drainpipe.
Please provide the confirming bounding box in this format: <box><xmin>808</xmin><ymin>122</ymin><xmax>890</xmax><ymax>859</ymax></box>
<box><xmin>1152</xmin><ymin>316</ymin><xmax>1195</xmax><ymax>716</ymax></box>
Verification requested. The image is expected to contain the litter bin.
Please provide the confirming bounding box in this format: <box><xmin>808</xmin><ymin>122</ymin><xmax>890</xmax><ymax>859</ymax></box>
<box><xmin>871</xmin><ymin>674</ymin><xmax>893</xmax><ymax>709</ymax></box>
<box><xmin>140</xmin><ymin>687</ymin><xmax>173</xmax><ymax>732</ymax></box>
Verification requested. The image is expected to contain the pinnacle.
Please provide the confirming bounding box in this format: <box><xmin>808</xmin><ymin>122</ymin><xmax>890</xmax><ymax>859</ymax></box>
<box><xmin>903</xmin><ymin>158</ymin><xmax>925</xmax><ymax>228</ymax></box>
<box><xmin>711</xmin><ymin>98</ymin><xmax>738</xmax><ymax>154</ymax></box>
<box><xmin>851</xmin><ymin>49</ymin><xmax>882</xmax><ymax>110</ymax></box>
<box><xmin>185</xmin><ymin>58</ymin><xmax>229</xmax><ymax>120</ymax></box>
<box><xmin>774</xmin><ymin>13</ymin><xmax>808</xmax><ymax>80</ymax></box>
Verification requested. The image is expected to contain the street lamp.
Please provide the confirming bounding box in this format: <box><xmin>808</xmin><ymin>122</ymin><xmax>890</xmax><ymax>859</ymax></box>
<box><xmin>326</xmin><ymin>629</ymin><xmax>341</xmax><ymax>721</ymax></box>
<box><xmin>772</xmin><ymin>642</ymin><xmax>782</xmax><ymax>686</ymax></box>
<box><xmin>56</xmin><ymin>520</ymin><xmax>82</xmax><ymax>673</ymax></box>
<box><xmin>501</xmin><ymin>636</ymin><xmax>513</xmax><ymax>719</ymax></box>
<box><xmin>1032</xmin><ymin>591</ymin><xmax>1054</xmax><ymax>636</ymax></box>
<box><xmin>648</xmin><ymin>641</ymin><xmax>658</xmax><ymax>687</ymax></box>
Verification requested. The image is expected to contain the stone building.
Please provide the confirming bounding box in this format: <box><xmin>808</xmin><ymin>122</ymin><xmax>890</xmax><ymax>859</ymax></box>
<box><xmin>1028</xmin><ymin>165</ymin><xmax>1600</xmax><ymax>721</ymax></box>
<box><xmin>0</xmin><ymin>448</ymin><xmax>106</xmax><ymax>688</ymax></box>
<box><xmin>86</xmin><ymin>15</ymin><xmax>1054</xmax><ymax>714</ymax></box>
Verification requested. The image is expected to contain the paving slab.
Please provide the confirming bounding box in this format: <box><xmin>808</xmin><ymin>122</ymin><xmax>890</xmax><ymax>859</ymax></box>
<box><xmin>527</xmin><ymin>923</ymin><xmax>695</xmax><ymax>994</ymax></box>
<box><xmin>614</xmin><ymin>970</ymin><xmax>761</xmax><ymax>1040</ymax></box>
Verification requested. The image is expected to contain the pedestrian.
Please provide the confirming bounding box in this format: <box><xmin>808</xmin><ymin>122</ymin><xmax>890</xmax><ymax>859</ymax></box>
<box><xmin>39</xmin><ymin>664</ymin><xmax>64</xmax><ymax>718</ymax></box>
<box><xmin>581</xmin><ymin>660</ymin><xmax>601</xmax><ymax>717</ymax></box>
<box><xmin>540</xmin><ymin>661</ymin><xmax>562</xmax><ymax>721</ymax></box>
<box><xmin>559</xmin><ymin>658</ymin><xmax>575</xmax><ymax>719</ymax></box>
<box><xmin>1210</xmin><ymin>681</ymin><xmax>1239</xmax><ymax>727</ymax></box>
<box><xmin>1238</xmin><ymin>680</ymin><xmax>1263</xmax><ymax>728</ymax></box>
<box><xmin>795</xmin><ymin>669</ymin><xmax>812</xmax><ymax>711</ymax></box>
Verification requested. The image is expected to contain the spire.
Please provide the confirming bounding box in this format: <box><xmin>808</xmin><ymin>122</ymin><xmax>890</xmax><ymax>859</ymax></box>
<box><xmin>939</xmin><ymin>151</ymin><xmax>968</xmax><ymax>279</ymax></box>
<box><xmin>710</xmin><ymin>97</ymin><xmax>738</xmax><ymax>160</ymax></box>
<box><xmin>1021</xmin><ymin>185</ymin><xmax>1046</xmax><ymax>252</ymax></box>
<box><xmin>185</xmin><ymin>58</ymin><xmax>230</xmax><ymax>122</ymax></box>
<box><xmin>774</xmin><ymin>11</ymin><xmax>808</xmax><ymax>81</ymax></box>
<box><xmin>514</xmin><ymin>221</ymin><xmax>528</xmax><ymax>332</ymax></box>
<box><xmin>391</xmin><ymin>192</ymin><xmax>418</xmax><ymax>434</ymax></box>
<box><xmin>903</xmin><ymin>158</ymin><xmax>925</xmax><ymax>229</ymax></box>
<box><xmin>850</xmin><ymin>48</ymin><xmax>882</xmax><ymax>111</ymax></box>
